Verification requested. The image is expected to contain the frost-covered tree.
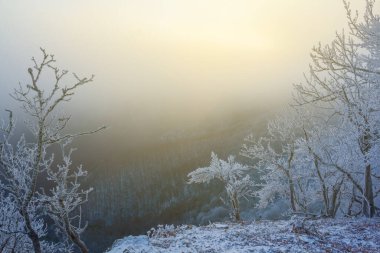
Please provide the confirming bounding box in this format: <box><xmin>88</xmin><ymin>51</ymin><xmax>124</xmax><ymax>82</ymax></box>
<box><xmin>185</xmin><ymin>0</ymin><xmax>379</xmax><ymax>220</ymax></box>
<box><xmin>0</xmin><ymin>192</ymin><xmax>54</xmax><ymax>252</ymax></box>
<box><xmin>242</xmin><ymin>110</ymin><xmax>307</xmax><ymax>213</ymax></box>
<box><xmin>187</xmin><ymin>152</ymin><xmax>254</xmax><ymax>221</ymax></box>
<box><xmin>0</xmin><ymin>48</ymin><xmax>104</xmax><ymax>252</ymax></box>
<box><xmin>243</xmin><ymin>105</ymin><xmax>373</xmax><ymax>218</ymax></box>
<box><xmin>294</xmin><ymin>111</ymin><xmax>364</xmax><ymax>217</ymax></box>
<box><xmin>294</xmin><ymin>0</ymin><xmax>380</xmax><ymax>217</ymax></box>
<box><xmin>0</xmin><ymin>136</ymin><xmax>61</xmax><ymax>252</ymax></box>
<box><xmin>40</xmin><ymin>140</ymin><xmax>93</xmax><ymax>253</ymax></box>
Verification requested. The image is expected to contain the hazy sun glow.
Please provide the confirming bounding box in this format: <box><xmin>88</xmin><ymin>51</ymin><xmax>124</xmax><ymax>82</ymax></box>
<box><xmin>0</xmin><ymin>0</ymin><xmax>365</xmax><ymax>130</ymax></box>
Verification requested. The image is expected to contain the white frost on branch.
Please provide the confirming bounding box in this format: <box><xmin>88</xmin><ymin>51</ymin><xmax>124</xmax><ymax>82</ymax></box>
<box><xmin>188</xmin><ymin>152</ymin><xmax>254</xmax><ymax>221</ymax></box>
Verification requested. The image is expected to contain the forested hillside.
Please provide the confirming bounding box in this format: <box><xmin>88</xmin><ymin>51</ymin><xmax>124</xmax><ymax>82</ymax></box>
<box><xmin>80</xmin><ymin>110</ymin><xmax>269</xmax><ymax>251</ymax></box>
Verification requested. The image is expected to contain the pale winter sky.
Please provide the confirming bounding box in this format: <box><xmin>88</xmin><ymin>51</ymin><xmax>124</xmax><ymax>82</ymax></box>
<box><xmin>0</xmin><ymin>0</ymin><xmax>366</xmax><ymax>131</ymax></box>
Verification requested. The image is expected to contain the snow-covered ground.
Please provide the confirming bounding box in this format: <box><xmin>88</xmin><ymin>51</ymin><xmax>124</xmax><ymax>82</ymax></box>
<box><xmin>106</xmin><ymin>218</ymin><xmax>380</xmax><ymax>253</ymax></box>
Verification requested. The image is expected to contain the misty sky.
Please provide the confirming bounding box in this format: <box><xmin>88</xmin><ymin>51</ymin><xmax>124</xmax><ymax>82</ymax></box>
<box><xmin>0</xmin><ymin>0</ymin><xmax>366</xmax><ymax>135</ymax></box>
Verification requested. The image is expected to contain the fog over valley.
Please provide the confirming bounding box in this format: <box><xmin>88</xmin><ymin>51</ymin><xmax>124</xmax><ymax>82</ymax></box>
<box><xmin>0</xmin><ymin>0</ymin><xmax>363</xmax><ymax>157</ymax></box>
<box><xmin>1</xmin><ymin>1</ymin><xmax>378</xmax><ymax>253</ymax></box>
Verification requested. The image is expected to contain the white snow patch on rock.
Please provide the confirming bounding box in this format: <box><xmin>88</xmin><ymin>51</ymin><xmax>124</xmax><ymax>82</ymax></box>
<box><xmin>106</xmin><ymin>218</ymin><xmax>380</xmax><ymax>253</ymax></box>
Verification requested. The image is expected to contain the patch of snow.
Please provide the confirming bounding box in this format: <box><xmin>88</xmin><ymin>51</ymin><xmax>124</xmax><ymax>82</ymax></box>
<box><xmin>106</xmin><ymin>236</ymin><xmax>155</xmax><ymax>253</ymax></box>
<box><xmin>213</xmin><ymin>223</ymin><xmax>229</xmax><ymax>229</ymax></box>
<box><xmin>106</xmin><ymin>218</ymin><xmax>380</xmax><ymax>253</ymax></box>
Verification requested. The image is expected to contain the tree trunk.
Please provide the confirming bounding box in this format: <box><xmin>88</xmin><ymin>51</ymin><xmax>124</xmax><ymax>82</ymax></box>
<box><xmin>362</xmin><ymin>130</ymin><xmax>375</xmax><ymax>218</ymax></box>
<box><xmin>287</xmin><ymin>149</ymin><xmax>297</xmax><ymax>212</ymax></box>
<box><xmin>363</xmin><ymin>163</ymin><xmax>375</xmax><ymax>217</ymax></box>
<box><xmin>60</xmin><ymin>199</ymin><xmax>89</xmax><ymax>253</ymax></box>
<box><xmin>20</xmin><ymin>208</ymin><xmax>41</xmax><ymax>253</ymax></box>
<box><xmin>231</xmin><ymin>193</ymin><xmax>241</xmax><ymax>221</ymax></box>
<box><xmin>289</xmin><ymin>179</ymin><xmax>297</xmax><ymax>212</ymax></box>
<box><xmin>328</xmin><ymin>178</ymin><xmax>343</xmax><ymax>218</ymax></box>
<box><xmin>312</xmin><ymin>156</ymin><xmax>330</xmax><ymax>216</ymax></box>
<box><xmin>68</xmin><ymin>230</ymin><xmax>89</xmax><ymax>253</ymax></box>
<box><xmin>20</xmin><ymin>123</ymin><xmax>44</xmax><ymax>253</ymax></box>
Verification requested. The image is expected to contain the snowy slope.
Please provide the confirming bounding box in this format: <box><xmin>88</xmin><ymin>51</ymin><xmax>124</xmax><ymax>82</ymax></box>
<box><xmin>106</xmin><ymin>218</ymin><xmax>380</xmax><ymax>253</ymax></box>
